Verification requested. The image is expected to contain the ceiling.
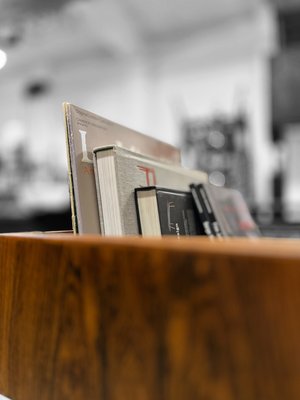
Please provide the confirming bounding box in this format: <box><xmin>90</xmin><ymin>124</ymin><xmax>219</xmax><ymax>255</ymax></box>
<box><xmin>0</xmin><ymin>0</ymin><xmax>260</xmax><ymax>37</ymax></box>
<box><xmin>0</xmin><ymin>0</ymin><xmax>299</xmax><ymax>78</ymax></box>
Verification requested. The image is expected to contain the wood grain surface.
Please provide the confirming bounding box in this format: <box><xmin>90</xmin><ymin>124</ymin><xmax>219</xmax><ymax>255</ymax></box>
<box><xmin>0</xmin><ymin>234</ymin><xmax>300</xmax><ymax>400</ymax></box>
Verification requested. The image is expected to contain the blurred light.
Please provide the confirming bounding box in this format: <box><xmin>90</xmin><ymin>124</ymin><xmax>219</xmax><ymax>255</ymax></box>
<box><xmin>207</xmin><ymin>130</ymin><xmax>225</xmax><ymax>149</ymax></box>
<box><xmin>209</xmin><ymin>171</ymin><xmax>226</xmax><ymax>187</ymax></box>
<box><xmin>0</xmin><ymin>49</ymin><xmax>7</xmax><ymax>70</ymax></box>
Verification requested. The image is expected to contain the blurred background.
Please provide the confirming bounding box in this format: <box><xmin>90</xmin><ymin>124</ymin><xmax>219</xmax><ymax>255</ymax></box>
<box><xmin>0</xmin><ymin>0</ymin><xmax>299</xmax><ymax>236</ymax></box>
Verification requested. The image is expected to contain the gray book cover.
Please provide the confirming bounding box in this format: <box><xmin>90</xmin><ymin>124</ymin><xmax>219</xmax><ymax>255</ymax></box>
<box><xmin>63</xmin><ymin>102</ymin><xmax>181</xmax><ymax>234</ymax></box>
<box><xmin>93</xmin><ymin>145</ymin><xmax>208</xmax><ymax>236</ymax></box>
<box><xmin>202</xmin><ymin>183</ymin><xmax>260</xmax><ymax>237</ymax></box>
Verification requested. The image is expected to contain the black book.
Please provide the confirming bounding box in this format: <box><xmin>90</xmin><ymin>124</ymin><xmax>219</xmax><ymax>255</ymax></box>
<box><xmin>135</xmin><ymin>186</ymin><xmax>204</xmax><ymax>237</ymax></box>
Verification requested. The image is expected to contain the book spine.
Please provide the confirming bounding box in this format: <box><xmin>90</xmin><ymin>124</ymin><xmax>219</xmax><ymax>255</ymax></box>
<box><xmin>190</xmin><ymin>185</ymin><xmax>214</xmax><ymax>237</ymax></box>
<box><xmin>134</xmin><ymin>189</ymin><xmax>143</xmax><ymax>235</ymax></box>
<box><xmin>198</xmin><ymin>185</ymin><xmax>223</xmax><ymax>237</ymax></box>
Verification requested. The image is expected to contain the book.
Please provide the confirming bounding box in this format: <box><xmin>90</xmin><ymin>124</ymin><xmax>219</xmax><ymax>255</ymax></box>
<box><xmin>63</xmin><ymin>103</ymin><xmax>181</xmax><ymax>234</ymax></box>
<box><xmin>135</xmin><ymin>187</ymin><xmax>204</xmax><ymax>237</ymax></box>
<box><xmin>93</xmin><ymin>145</ymin><xmax>208</xmax><ymax>236</ymax></box>
<box><xmin>190</xmin><ymin>183</ymin><xmax>222</xmax><ymax>237</ymax></box>
<box><xmin>191</xmin><ymin>183</ymin><xmax>260</xmax><ymax>237</ymax></box>
<box><xmin>190</xmin><ymin>183</ymin><xmax>215</xmax><ymax>237</ymax></box>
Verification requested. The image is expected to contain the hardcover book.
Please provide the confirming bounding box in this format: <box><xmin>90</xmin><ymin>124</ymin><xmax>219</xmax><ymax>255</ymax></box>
<box><xmin>93</xmin><ymin>145</ymin><xmax>208</xmax><ymax>236</ymax></box>
<box><xmin>135</xmin><ymin>187</ymin><xmax>204</xmax><ymax>237</ymax></box>
<box><xmin>63</xmin><ymin>103</ymin><xmax>181</xmax><ymax>234</ymax></box>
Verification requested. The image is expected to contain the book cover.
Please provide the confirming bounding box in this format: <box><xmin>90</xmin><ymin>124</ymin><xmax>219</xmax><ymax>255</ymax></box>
<box><xmin>196</xmin><ymin>183</ymin><xmax>260</xmax><ymax>237</ymax></box>
<box><xmin>93</xmin><ymin>145</ymin><xmax>208</xmax><ymax>236</ymax></box>
<box><xmin>63</xmin><ymin>103</ymin><xmax>181</xmax><ymax>234</ymax></box>
<box><xmin>135</xmin><ymin>187</ymin><xmax>204</xmax><ymax>237</ymax></box>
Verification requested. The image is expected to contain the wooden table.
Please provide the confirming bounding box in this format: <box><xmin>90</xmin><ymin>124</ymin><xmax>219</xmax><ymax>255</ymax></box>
<box><xmin>1</xmin><ymin>234</ymin><xmax>300</xmax><ymax>400</ymax></box>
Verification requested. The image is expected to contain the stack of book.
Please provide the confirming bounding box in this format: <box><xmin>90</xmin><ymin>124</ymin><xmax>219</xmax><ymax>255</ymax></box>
<box><xmin>64</xmin><ymin>103</ymin><xmax>260</xmax><ymax>238</ymax></box>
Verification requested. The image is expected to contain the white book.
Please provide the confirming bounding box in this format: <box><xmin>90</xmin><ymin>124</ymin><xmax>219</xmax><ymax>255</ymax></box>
<box><xmin>93</xmin><ymin>145</ymin><xmax>208</xmax><ymax>236</ymax></box>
